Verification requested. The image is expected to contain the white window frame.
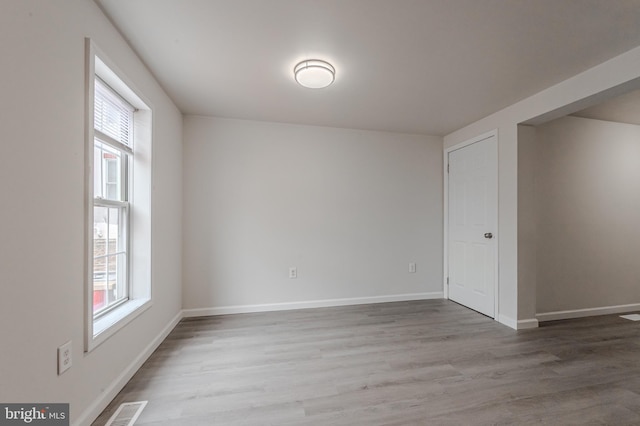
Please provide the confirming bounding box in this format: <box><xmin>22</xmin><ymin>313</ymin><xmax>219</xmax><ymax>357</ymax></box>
<box><xmin>85</xmin><ymin>39</ymin><xmax>153</xmax><ymax>352</ymax></box>
<box><xmin>93</xmin><ymin>79</ymin><xmax>133</xmax><ymax>318</ymax></box>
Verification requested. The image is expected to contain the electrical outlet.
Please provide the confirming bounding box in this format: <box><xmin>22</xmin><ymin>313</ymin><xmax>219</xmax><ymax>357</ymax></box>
<box><xmin>289</xmin><ymin>267</ymin><xmax>297</xmax><ymax>279</ymax></box>
<box><xmin>409</xmin><ymin>262</ymin><xmax>416</xmax><ymax>273</ymax></box>
<box><xmin>58</xmin><ymin>341</ymin><xmax>72</xmax><ymax>375</ymax></box>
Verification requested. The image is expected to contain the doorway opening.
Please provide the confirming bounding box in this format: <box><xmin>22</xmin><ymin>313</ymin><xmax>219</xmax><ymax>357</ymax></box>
<box><xmin>519</xmin><ymin>88</ymin><xmax>640</xmax><ymax>323</ymax></box>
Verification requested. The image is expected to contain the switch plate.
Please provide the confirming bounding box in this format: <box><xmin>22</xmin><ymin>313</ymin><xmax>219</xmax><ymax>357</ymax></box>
<box><xmin>58</xmin><ymin>341</ymin><xmax>72</xmax><ymax>375</ymax></box>
<box><xmin>409</xmin><ymin>262</ymin><xmax>416</xmax><ymax>273</ymax></box>
<box><xmin>289</xmin><ymin>267</ymin><xmax>297</xmax><ymax>279</ymax></box>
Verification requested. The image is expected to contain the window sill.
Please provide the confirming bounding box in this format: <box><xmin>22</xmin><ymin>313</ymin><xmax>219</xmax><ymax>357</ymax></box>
<box><xmin>87</xmin><ymin>298</ymin><xmax>151</xmax><ymax>352</ymax></box>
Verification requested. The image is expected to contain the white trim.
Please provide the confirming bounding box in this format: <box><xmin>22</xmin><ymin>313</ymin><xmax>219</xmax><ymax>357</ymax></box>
<box><xmin>443</xmin><ymin>147</ymin><xmax>449</xmax><ymax>300</ymax></box>
<box><xmin>183</xmin><ymin>292</ymin><xmax>444</xmax><ymax>318</ymax></box>
<box><xmin>445</xmin><ymin>129</ymin><xmax>498</xmax><ymax>153</ymax></box>
<box><xmin>90</xmin><ymin>299</ymin><xmax>152</xmax><ymax>350</ymax></box>
<box><xmin>517</xmin><ymin>318</ymin><xmax>539</xmax><ymax>329</ymax></box>
<box><xmin>498</xmin><ymin>316</ymin><xmax>538</xmax><ymax>330</ymax></box>
<box><xmin>536</xmin><ymin>303</ymin><xmax>640</xmax><ymax>322</ymax></box>
<box><xmin>443</xmin><ymin>130</ymin><xmax>500</xmax><ymax>319</ymax></box>
<box><xmin>497</xmin><ymin>314</ymin><xmax>517</xmax><ymax>329</ymax></box>
<box><xmin>84</xmin><ymin>38</ymin><xmax>97</xmax><ymax>354</ymax></box>
<box><xmin>74</xmin><ymin>310</ymin><xmax>183</xmax><ymax>426</ymax></box>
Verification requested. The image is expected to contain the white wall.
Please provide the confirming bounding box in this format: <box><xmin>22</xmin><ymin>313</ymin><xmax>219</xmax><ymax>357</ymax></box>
<box><xmin>517</xmin><ymin>125</ymin><xmax>538</xmax><ymax>321</ymax></box>
<box><xmin>444</xmin><ymin>44</ymin><xmax>640</xmax><ymax>326</ymax></box>
<box><xmin>535</xmin><ymin>116</ymin><xmax>640</xmax><ymax>314</ymax></box>
<box><xmin>183</xmin><ymin>116</ymin><xmax>443</xmax><ymax>312</ymax></box>
<box><xmin>0</xmin><ymin>2</ymin><xmax>182</xmax><ymax>425</ymax></box>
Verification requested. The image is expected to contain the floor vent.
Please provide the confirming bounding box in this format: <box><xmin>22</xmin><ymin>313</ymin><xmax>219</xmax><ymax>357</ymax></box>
<box><xmin>104</xmin><ymin>401</ymin><xmax>148</xmax><ymax>426</ymax></box>
<box><xmin>620</xmin><ymin>314</ymin><xmax>640</xmax><ymax>321</ymax></box>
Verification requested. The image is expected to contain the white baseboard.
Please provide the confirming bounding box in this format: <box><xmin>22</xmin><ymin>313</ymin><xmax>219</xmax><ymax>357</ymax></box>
<box><xmin>75</xmin><ymin>310</ymin><xmax>183</xmax><ymax>426</ymax></box>
<box><xmin>517</xmin><ymin>318</ymin><xmax>539</xmax><ymax>329</ymax></box>
<box><xmin>183</xmin><ymin>292</ymin><xmax>443</xmax><ymax>318</ymax></box>
<box><xmin>536</xmin><ymin>303</ymin><xmax>640</xmax><ymax>322</ymax></box>
<box><xmin>497</xmin><ymin>315</ymin><xmax>539</xmax><ymax>330</ymax></box>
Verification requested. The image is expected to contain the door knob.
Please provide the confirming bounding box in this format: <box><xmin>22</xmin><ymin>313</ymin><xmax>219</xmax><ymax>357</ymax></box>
<box><xmin>484</xmin><ymin>232</ymin><xmax>493</xmax><ymax>239</ymax></box>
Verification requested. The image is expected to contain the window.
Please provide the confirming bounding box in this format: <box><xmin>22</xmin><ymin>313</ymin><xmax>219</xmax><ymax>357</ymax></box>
<box><xmin>86</xmin><ymin>40</ymin><xmax>152</xmax><ymax>351</ymax></box>
<box><xmin>92</xmin><ymin>79</ymin><xmax>133</xmax><ymax>316</ymax></box>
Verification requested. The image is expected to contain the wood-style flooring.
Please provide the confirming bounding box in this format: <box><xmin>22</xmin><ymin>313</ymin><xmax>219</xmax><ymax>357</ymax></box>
<box><xmin>92</xmin><ymin>300</ymin><xmax>640</xmax><ymax>425</ymax></box>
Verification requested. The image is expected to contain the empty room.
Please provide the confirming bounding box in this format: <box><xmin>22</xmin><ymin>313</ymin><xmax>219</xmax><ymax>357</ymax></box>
<box><xmin>2</xmin><ymin>1</ymin><xmax>640</xmax><ymax>425</ymax></box>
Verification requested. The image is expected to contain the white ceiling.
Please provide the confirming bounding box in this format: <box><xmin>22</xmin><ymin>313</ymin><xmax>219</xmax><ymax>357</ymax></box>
<box><xmin>97</xmin><ymin>0</ymin><xmax>640</xmax><ymax>136</ymax></box>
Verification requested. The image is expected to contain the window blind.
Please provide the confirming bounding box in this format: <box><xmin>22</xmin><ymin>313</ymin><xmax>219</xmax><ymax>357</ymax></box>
<box><xmin>94</xmin><ymin>79</ymin><xmax>135</xmax><ymax>147</ymax></box>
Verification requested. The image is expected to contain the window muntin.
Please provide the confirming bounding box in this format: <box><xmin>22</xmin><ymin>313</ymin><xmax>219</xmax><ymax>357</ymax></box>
<box><xmin>92</xmin><ymin>78</ymin><xmax>134</xmax><ymax>318</ymax></box>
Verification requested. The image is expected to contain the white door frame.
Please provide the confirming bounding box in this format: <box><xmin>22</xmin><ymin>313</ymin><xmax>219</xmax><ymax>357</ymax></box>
<box><xmin>443</xmin><ymin>129</ymin><xmax>499</xmax><ymax>319</ymax></box>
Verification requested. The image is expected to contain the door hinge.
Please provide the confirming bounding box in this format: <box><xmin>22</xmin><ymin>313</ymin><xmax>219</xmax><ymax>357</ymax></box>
<box><xmin>447</xmin><ymin>163</ymin><xmax>450</xmax><ymax>173</ymax></box>
<box><xmin>446</xmin><ymin>277</ymin><xmax>449</xmax><ymax>285</ymax></box>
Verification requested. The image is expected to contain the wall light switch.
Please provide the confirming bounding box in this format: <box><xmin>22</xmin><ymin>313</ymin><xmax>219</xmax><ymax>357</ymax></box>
<box><xmin>409</xmin><ymin>262</ymin><xmax>416</xmax><ymax>273</ymax></box>
<box><xmin>58</xmin><ymin>340</ymin><xmax>72</xmax><ymax>375</ymax></box>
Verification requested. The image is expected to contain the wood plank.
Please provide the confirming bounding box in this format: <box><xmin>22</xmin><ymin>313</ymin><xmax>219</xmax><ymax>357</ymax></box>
<box><xmin>92</xmin><ymin>300</ymin><xmax>640</xmax><ymax>425</ymax></box>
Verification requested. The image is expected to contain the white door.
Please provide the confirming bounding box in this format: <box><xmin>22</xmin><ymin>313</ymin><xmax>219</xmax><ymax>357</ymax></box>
<box><xmin>447</xmin><ymin>135</ymin><xmax>497</xmax><ymax>318</ymax></box>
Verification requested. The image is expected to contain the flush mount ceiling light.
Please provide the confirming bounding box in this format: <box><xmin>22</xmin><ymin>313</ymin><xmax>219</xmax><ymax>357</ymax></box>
<box><xmin>294</xmin><ymin>59</ymin><xmax>335</xmax><ymax>89</ymax></box>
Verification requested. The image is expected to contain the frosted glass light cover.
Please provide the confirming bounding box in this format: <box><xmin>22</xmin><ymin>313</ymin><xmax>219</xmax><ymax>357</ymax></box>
<box><xmin>294</xmin><ymin>60</ymin><xmax>335</xmax><ymax>89</ymax></box>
